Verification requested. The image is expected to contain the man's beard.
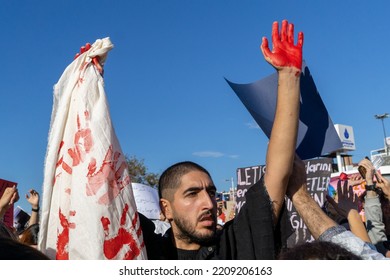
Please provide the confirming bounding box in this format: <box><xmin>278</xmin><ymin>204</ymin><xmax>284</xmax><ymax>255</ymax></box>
<box><xmin>173</xmin><ymin>212</ymin><xmax>216</xmax><ymax>245</ymax></box>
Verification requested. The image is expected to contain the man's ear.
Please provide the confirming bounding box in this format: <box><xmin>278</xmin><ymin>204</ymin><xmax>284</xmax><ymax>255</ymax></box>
<box><xmin>160</xmin><ymin>198</ymin><xmax>173</xmax><ymax>220</ymax></box>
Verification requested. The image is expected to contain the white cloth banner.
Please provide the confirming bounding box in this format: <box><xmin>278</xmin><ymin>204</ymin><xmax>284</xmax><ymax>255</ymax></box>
<box><xmin>38</xmin><ymin>38</ymin><xmax>147</xmax><ymax>260</ymax></box>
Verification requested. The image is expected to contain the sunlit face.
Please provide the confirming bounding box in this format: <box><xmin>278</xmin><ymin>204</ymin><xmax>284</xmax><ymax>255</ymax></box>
<box><xmin>163</xmin><ymin>170</ymin><xmax>217</xmax><ymax>248</ymax></box>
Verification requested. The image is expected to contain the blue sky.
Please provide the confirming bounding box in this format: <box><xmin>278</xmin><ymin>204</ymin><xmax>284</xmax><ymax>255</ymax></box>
<box><xmin>1</xmin><ymin>1</ymin><xmax>390</xmax><ymax>211</ymax></box>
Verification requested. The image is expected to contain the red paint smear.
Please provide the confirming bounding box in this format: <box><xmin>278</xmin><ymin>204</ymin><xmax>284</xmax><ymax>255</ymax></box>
<box><xmin>68</xmin><ymin>113</ymin><xmax>93</xmax><ymax>167</ymax></box>
<box><xmin>62</xmin><ymin>161</ymin><xmax>73</xmax><ymax>175</ymax></box>
<box><xmin>53</xmin><ymin>141</ymin><xmax>66</xmax><ymax>186</ymax></box>
<box><xmin>101</xmin><ymin>204</ymin><xmax>142</xmax><ymax>260</ymax></box>
<box><xmin>54</xmin><ymin>112</ymin><xmax>95</xmax><ymax>185</ymax></box>
<box><xmin>56</xmin><ymin>209</ymin><xmax>76</xmax><ymax>260</ymax></box>
<box><xmin>84</xmin><ymin>110</ymin><xmax>90</xmax><ymax>120</ymax></box>
<box><xmin>86</xmin><ymin>145</ymin><xmax>130</xmax><ymax>205</ymax></box>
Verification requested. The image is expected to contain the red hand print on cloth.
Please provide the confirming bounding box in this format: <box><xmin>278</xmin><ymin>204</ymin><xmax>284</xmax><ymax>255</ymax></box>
<box><xmin>86</xmin><ymin>145</ymin><xmax>130</xmax><ymax>205</ymax></box>
<box><xmin>56</xmin><ymin>209</ymin><xmax>76</xmax><ymax>260</ymax></box>
<box><xmin>53</xmin><ymin>111</ymin><xmax>93</xmax><ymax>186</ymax></box>
<box><xmin>68</xmin><ymin>111</ymin><xmax>93</xmax><ymax>167</ymax></box>
<box><xmin>261</xmin><ymin>20</ymin><xmax>304</xmax><ymax>72</ymax></box>
<box><xmin>53</xmin><ymin>141</ymin><xmax>70</xmax><ymax>186</ymax></box>
<box><xmin>101</xmin><ymin>204</ymin><xmax>143</xmax><ymax>260</ymax></box>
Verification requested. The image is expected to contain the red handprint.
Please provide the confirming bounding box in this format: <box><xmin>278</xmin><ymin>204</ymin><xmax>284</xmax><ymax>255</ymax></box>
<box><xmin>67</xmin><ymin>111</ymin><xmax>93</xmax><ymax>167</ymax></box>
<box><xmin>261</xmin><ymin>20</ymin><xmax>304</xmax><ymax>73</ymax></box>
<box><xmin>86</xmin><ymin>145</ymin><xmax>130</xmax><ymax>205</ymax></box>
<box><xmin>56</xmin><ymin>209</ymin><xmax>76</xmax><ymax>260</ymax></box>
<box><xmin>101</xmin><ymin>204</ymin><xmax>143</xmax><ymax>260</ymax></box>
<box><xmin>53</xmin><ymin>111</ymin><xmax>93</xmax><ymax>185</ymax></box>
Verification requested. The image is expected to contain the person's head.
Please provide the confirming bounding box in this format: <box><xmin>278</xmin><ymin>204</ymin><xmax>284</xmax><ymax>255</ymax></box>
<box><xmin>158</xmin><ymin>161</ymin><xmax>217</xmax><ymax>249</ymax></box>
<box><xmin>0</xmin><ymin>237</ymin><xmax>49</xmax><ymax>260</ymax></box>
<box><xmin>278</xmin><ymin>241</ymin><xmax>362</xmax><ymax>260</ymax></box>
<box><xmin>0</xmin><ymin>221</ymin><xmax>18</xmax><ymax>240</ymax></box>
<box><xmin>18</xmin><ymin>224</ymin><xmax>40</xmax><ymax>248</ymax></box>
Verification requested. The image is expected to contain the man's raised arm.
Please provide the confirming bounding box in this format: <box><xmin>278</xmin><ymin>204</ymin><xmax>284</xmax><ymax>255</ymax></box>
<box><xmin>261</xmin><ymin>20</ymin><xmax>303</xmax><ymax>222</ymax></box>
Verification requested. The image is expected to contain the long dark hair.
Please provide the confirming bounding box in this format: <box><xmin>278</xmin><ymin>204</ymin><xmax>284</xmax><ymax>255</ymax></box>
<box><xmin>18</xmin><ymin>224</ymin><xmax>40</xmax><ymax>246</ymax></box>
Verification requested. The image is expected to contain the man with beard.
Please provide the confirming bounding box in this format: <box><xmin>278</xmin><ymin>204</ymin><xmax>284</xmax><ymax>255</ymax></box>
<box><xmin>140</xmin><ymin>19</ymin><xmax>303</xmax><ymax>259</ymax></box>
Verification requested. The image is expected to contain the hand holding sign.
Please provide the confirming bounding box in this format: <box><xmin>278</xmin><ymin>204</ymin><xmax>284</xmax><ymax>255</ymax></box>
<box><xmin>0</xmin><ymin>185</ymin><xmax>19</xmax><ymax>220</ymax></box>
<box><xmin>0</xmin><ymin>186</ymin><xmax>19</xmax><ymax>209</ymax></box>
<box><xmin>261</xmin><ymin>20</ymin><xmax>303</xmax><ymax>74</ymax></box>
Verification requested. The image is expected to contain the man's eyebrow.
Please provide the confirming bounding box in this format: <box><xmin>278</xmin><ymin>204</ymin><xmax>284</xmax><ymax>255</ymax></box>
<box><xmin>183</xmin><ymin>186</ymin><xmax>203</xmax><ymax>194</ymax></box>
<box><xmin>183</xmin><ymin>185</ymin><xmax>216</xmax><ymax>193</ymax></box>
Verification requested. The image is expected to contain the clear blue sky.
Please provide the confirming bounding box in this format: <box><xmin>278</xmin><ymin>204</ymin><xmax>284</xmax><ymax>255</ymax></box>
<box><xmin>1</xmin><ymin>1</ymin><xmax>390</xmax><ymax>211</ymax></box>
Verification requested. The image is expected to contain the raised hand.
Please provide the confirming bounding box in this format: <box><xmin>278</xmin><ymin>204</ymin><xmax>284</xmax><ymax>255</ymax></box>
<box><xmin>375</xmin><ymin>172</ymin><xmax>390</xmax><ymax>199</ymax></box>
<box><xmin>326</xmin><ymin>180</ymin><xmax>359</xmax><ymax>218</ymax></box>
<box><xmin>348</xmin><ymin>173</ymin><xmax>365</xmax><ymax>187</ymax></box>
<box><xmin>26</xmin><ymin>189</ymin><xmax>40</xmax><ymax>209</ymax></box>
<box><xmin>0</xmin><ymin>185</ymin><xmax>19</xmax><ymax>209</ymax></box>
<box><xmin>0</xmin><ymin>185</ymin><xmax>19</xmax><ymax>218</ymax></box>
<box><xmin>358</xmin><ymin>158</ymin><xmax>375</xmax><ymax>184</ymax></box>
<box><xmin>261</xmin><ymin>20</ymin><xmax>304</xmax><ymax>73</ymax></box>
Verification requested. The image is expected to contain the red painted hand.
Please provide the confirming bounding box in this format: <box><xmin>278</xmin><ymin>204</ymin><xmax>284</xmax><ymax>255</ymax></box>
<box><xmin>261</xmin><ymin>20</ymin><xmax>304</xmax><ymax>72</ymax></box>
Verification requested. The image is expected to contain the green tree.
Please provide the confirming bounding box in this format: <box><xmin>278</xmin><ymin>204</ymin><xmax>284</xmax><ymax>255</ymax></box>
<box><xmin>126</xmin><ymin>155</ymin><xmax>160</xmax><ymax>188</ymax></box>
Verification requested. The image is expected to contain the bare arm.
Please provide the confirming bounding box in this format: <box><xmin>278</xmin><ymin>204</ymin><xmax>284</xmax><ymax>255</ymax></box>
<box><xmin>359</xmin><ymin>159</ymin><xmax>389</xmax><ymax>255</ymax></box>
<box><xmin>287</xmin><ymin>157</ymin><xmax>388</xmax><ymax>259</ymax></box>
<box><xmin>287</xmin><ymin>156</ymin><xmax>338</xmax><ymax>239</ymax></box>
<box><xmin>261</xmin><ymin>20</ymin><xmax>303</xmax><ymax>222</ymax></box>
<box><xmin>25</xmin><ymin>189</ymin><xmax>40</xmax><ymax>226</ymax></box>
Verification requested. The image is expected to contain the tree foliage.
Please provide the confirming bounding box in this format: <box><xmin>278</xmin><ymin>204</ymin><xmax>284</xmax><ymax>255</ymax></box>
<box><xmin>126</xmin><ymin>155</ymin><xmax>160</xmax><ymax>188</ymax></box>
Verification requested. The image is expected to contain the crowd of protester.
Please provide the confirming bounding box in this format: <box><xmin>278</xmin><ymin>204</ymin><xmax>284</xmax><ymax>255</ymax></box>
<box><xmin>1</xmin><ymin>19</ymin><xmax>390</xmax><ymax>260</ymax></box>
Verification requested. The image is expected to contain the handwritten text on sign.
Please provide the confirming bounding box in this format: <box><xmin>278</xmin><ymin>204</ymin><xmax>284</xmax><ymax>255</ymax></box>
<box><xmin>235</xmin><ymin>158</ymin><xmax>332</xmax><ymax>247</ymax></box>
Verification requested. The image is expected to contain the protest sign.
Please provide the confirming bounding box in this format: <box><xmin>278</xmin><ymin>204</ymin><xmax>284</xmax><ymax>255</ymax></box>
<box><xmin>329</xmin><ymin>171</ymin><xmax>366</xmax><ymax>220</ymax></box>
<box><xmin>286</xmin><ymin>158</ymin><xmax>332</xmax><ymax>246</ymax></box>
<box><xmin>0</xmin><ymin>178</ymin><xmax>18</xmax><ymax>228</ymax></box>
<box><xmin>132</xmin><ymin>183</ymin><xmax>160</xmax><ymax>220</ymax></box>
<box><xmin>13</xmin><ymin>206</ymin><xmax>30</xmax><ymax>233</ymax></box>
<box><xmin>236</xmin><ymin>165</ymin><xmax>266</xmax><ymax>214</ymax></box>
<box><xmin>236</xmin><ymin>158</ymin><xmax>332</xmax><ymax>247</ymax></box>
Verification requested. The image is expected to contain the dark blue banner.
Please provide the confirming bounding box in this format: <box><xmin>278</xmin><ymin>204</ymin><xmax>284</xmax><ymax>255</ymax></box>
<box><xmin>226</xmin><ymin>62</ymin><xmax>342</xmax><ymax>159</ymax></box>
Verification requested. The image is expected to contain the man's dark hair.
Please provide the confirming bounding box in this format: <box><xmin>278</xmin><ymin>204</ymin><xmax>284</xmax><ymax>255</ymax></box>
<box><xmin>158</xmin><ymin>161</ymin><xmax>211</xmax><ymax>200</ymax></box>
<box><xmin>277</xmin><ymin>241</ymin><xmax>362</xmax><ymax>260</ymax></box>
